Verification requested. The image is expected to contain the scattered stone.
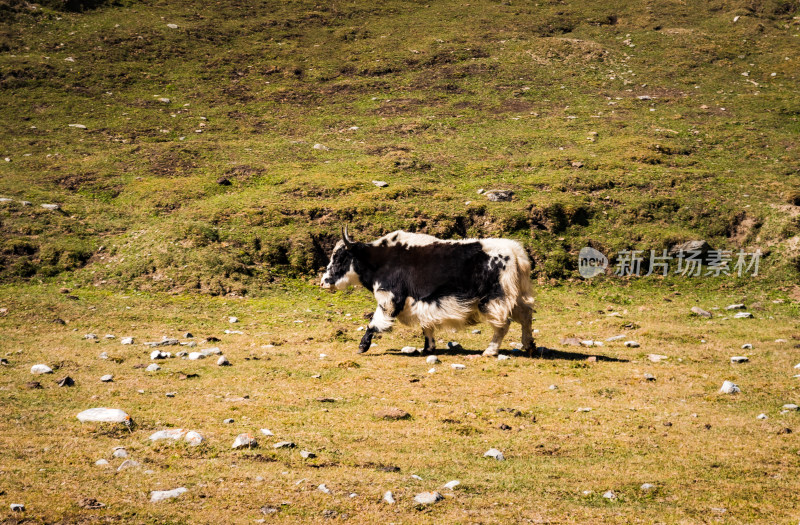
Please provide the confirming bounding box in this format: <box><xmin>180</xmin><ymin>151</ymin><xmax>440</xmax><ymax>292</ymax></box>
<box><xmin>603</xmin><ymin>490</ymin><xmax>617</xmax><ymax>500</ymax></box>
<box><xmin>741</xmin><ymin>343</ymin><xmax>753</xmax><ymax>349</ymax></box>
<box><xmin>300</xmin><ymin>450</ymin><xmax>316</xmax><ymax>459</ymax></box>
<box><xmin>648</xmin><ymin>354</ymin><xmax>668</xmax><ymax>363</ymax></box>
<box><xmin>472</xmin><ymin>329</ymin><xmax>481</xmax><ymax>334</ymax></box>
<box><xmin>428</xmin><ymin>367</ymin><xmax>436</xmax><ymax>374</ymax></box>
<box><xmin>576</xmin><ymin>407</ymin><xmax>593</xmax><ymax>412</ymax></box>
<box><xmin>561</xmin><ymin>337</ymin><xmax>581</xmax><ymax>346</ymax></box>
<box><xmin>187</xmin><ymin>352</ymin><xmax>205</xmax><ymax>360</ymax></box>
<box><xmin>318</xmin><ymin>484</ymin><xmax>331</xmax><ymax>494</ymax></box>
<box><xmin>232</xmin><ymin>433</ymin><xmax>257</xmax><ymax>449</ymax></box>
<box><xmin>644</xmin><ymin>373</ymin><xmax>656</xmax><ymax>381</ymax></box>
<box><xmin>150</xmin><ymin>429</ymin><xmax>187</xmax><ymax>441</ymax></box>
<box><xmin>150</xmin><ymin>487</ymin><xmax>187</xmax><ymax>503</ymax></box>
<box><xmin>447</xmin><ymin>341</ymin><xmax>463</xmax><ymax>351</ymax></box>
<box><xmin>586</xmin><ymin>356</ymin><xmax>597</xmax><ymax>363</ymax></box>
<box><xmin>776</xmin><ymin>339</ymin><xmax>788</xmax><ymax>343</ymax></box>
<box><xmin>426</xmin><ymin>355</ymin><xmax>440</xmax><ymax>364</ymax></box>
<box><xmin>261</xmin><ymin>506</ymin><xmax>278</xmax><ymax>515</ymax></box>
<box><xmin>400</xmin><ymin>346</ymin><xmax>417</xmax><ymax>354</ymax></box>
<box><xmin>166</xmin><ymin>23</ymin><xmax>179</xmax><ymax>29</ymax></box>
<box><xmin>217</xmin><ymin>356</ymin><xmax>230</xmax><ymax>366</ymax></box>
<box><xmin>31</xmin><ymin>364</ymin><xmax>53</xmax><ymax>375</ymax></box>
<box><xmin>413</xmin><ymin>492</ymin><xmax>443</xmax><ymax>505</ymax></box>
<box><xmin>77</xmin><ymin>408</ymin><xmax>131</xmax><ymax>424</ymax></box>
<box><xmin>372</xmin><ymin>180</ymin><xmax>388</xmax><ymax>187</ymax></box>
<box><xmin>84</xmin><ymin>333</ymin><xmax>98</xmax><ymax>340</ymax></box>
<box><xmin>726</xmin><ymin>304</ymin><xmax>746</xmax><ymax>310</ymax></box>
<box><xmin>57</xmin><ymin>376</ymin><xmax>74</xmax><ymax>387</ymax></box>
<box><xmin>733</xmin><ymin>312</ymin><xmax>753</xmax><ymax>319</ymax></box>
<box><xmin>165</xmin><ymin>392</ymin><xmax>176</xmax><ymax>397</ymax></box>
<box><xmin>26</xmin><ymin>381</ymin><xmax>42</xmax><ymax>389</ymax></box>
<box><xmin>499</xmin><ymin>423</ymin><xmax>512</xmax><ymax>430</ymax></box>
<box><xmin>451</xmin><ymin>363</ymin><xmax>466</xmax><ymax>370</ymax></box>
<box><xmin>498</xmin><ymin>354</ymin><xmax>511</xmax><ymax>361</ymax></box>
<box><xmin>571</xmin><ymin>161</ymin><xmax>584</xmax><ymax>168</ymax></box>
<box><xmin>99</xmin><ymin>352</ymin><xmax>109</xmax><ymax>360</ymax></box>
<box><xmin>606</xmin><ymin>335</ymin><xmax>626</xmax><ymax>342</ymax></box>
<box><xmin>10</xmin><ymin>503</ymin><xmax>25</xmax><ymax>512</ymax></box>
<box><xmin>260</xmin><ymin>428</ymin><xmax>274</xmax><ymax>436</ymax></box>
<box><xmin>757</xmin><ymin>413</ymin><xmax>768</xmax><ymax>420</ymax></box>
<box><xmin>150</xmin><ymin>350</ymin><xmax>170</xmax><ymax>360</ymax></box>
<box><xmin>624</xmin><ymin>341</ymin><xmax>640</xmax><ymax>348</ymax></box>
<box><xmin>313</xmin><ymin>143</ymin><xmax>330</xmax><ymax>151</ymax></box>
<box><xmin>95</xmin><ymin>459</ymin><xmax>110</xmax><ymax>467</ymax></box>
<box><xmin>669</xmin><ymin>240</ymin><xmax>712</xmax><ymax>259</ymax></box>
<box><xmin>549</xmin><ymin>384</ymin><xmax>558</xmax><ymax>390</ymax></box>
<box><xmin>273</xmin><ymin>441</ymin><xmax>295</xmax><ymax>449</ymax></box>
<box><xmin>146</xmin><ymin>363</ymin><xmax>161</xmax><ymax>372</ymax></box>
<box><xmin>375</xmin><ymin>408</ymin><xmax>411</xmax><ymax>420</ymax></box>
<box><xmin>485</xmin><ymin>189</ymin><xmax>513</xmax><ymax>202</ymax></box>
<box><xmin>77</xmin><ymin>498</ymin><xmax>105</xmax><ymax>509</ymax></box>
<box><xmin>201</xmin><ymin>347</ymin><xmax>222</xmax><ymax>355</ymax></box>
<box><xmin>224</xmin><ymin>329</ymin><xmax>243</xmax><ymax>334</ymax></box>
<box><xmin>183</xmin><ymin>332</ymin><xmax>193</xmax><ymax>338</ymax></box>
<box><xmin>640</xmin><ymin>483</ymin><xmax>656</xmax><ymax>492</ymax></box>
<box><xmin>443</xmin><ymin>480</ymin><xmax>460</xmax><ymax>490</ymax></box>
<box><xmin>121</xmin><ymin>337</ymin><xmax>134</xmax><ymax>345</ymax></box>
<box><xmin>112</xmin><ymin>447</ymin><xmax>128</xmax><ymax>458</ymax></box>
<box><xmin>782</xmin><ymin>404</ymin><xmax>799</xmax><ymax>411</ymax></box>
<box><xmin>316</xmin><ymin>397</ymin><xmax>335</xmax><ymax>403</ymax></box>
<box><xmin>730</xmin><ymin>356</ymin><xmax>749</xmax><ymax>363</ymax></box>
<box><xmin>104</xmin><ymin>334</ymin><xmax>116</xmax><ymax>340</ymax></box>
<box><xmin>100</xmin><ymin>374</ymin><xmax>113</xmax><ymax>382</ymax></box>
<box><xmin>484</xmin><ymin>448</ymin><xmax>505</xmax><ymax>460</ymax></box>
<box><xmin>691</xmin><ymin>306</ymin><xmax>712</xmax><ymax>318</ymax></box>
<box><xmin>223</xmin><ymin>418</ymin><xmax>234</xmax><ymax>424</ymax></box>
<box><xmin>720</xmin><ymin>381</ymin><xmax>741</xmax><ymax>394</ymax></box>
<box><xmin>41</xmin><ymin>203</ymin><xmax>61</xmax><ymax>211</ymax></box>
<box><xmin>117</xmin><ymin>459</ymin><xmax>139</xmax><ymax>471</ymax></box>
<box><xmin>185</xmin><ymin>431</ymin><xmax>203</xmax><ymax>446</ymax></box>
<box><xmin>383</xmin><ymin>491</ymin><xmax>396</xmax><ymax>504</ymax></box>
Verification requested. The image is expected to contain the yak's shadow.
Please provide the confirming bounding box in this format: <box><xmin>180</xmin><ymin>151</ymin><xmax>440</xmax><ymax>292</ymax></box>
<box><xmin>380</xmin><ymin>345</ymin><xmax>628</xmax><ymax>363</ymax></box>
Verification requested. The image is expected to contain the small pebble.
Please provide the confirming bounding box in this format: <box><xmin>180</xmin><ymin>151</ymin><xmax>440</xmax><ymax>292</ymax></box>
<box><xmin>146</xmin><ymin>363</ymin><xmax>161</xmax><ymax>372</ymax></box>
<box><xmin>720</xmin><ymin>381</ymin><xmax>741</xmax><ymax>394</ymax></box>
<box><xmin>273</xmin><ymin>441</ymin><xmax>296</xmax><ymax>449</ymax></box>
<box><xmin>121</xmin><ymin>337</ymin><xmax>134</xmax><ymax>345</ymax></box>
<box><xmin>318</xmin><ymin>484</ymin><xmax>331</xmax><ymax>494</ymax></box>
<box><xmin>217</xmin><ymin>356</ymin><xmax>231</xmax><ymax>366</ymax></box>
<box><xmin>100</xmin><ymin>374</ymin><xmax>113</xmax><ymax>382</ymax></box>
<box><xmin>730</xmin><ymin>356</ymin><xmax>749</xmax><ymax>363</ymax></box>
<box><xmin>112</xmin><ymin>447</ymin><xmax>128</xmax><ymax>458</ymax></box>
<box><xmin>443</xmin><ymin>480</ymin><xmax>460</xmax><ymax>490</ymax></box>
<box><xmin>426</xmin><ymin>355</ymin><xmax>440</xmax><ymax>364</ymax></box>
<box><xmin>150</xmin><ymin>487</ymin><xmax>187</xmax><ymax>503</ymax></box>
<box><xmin>260</xmin><ymin>428</ymin><xmax>274</xmax><ymax>436</ymax></box>
<box><xmin>300</xmin><ymin>450</ymin><xmax>316</xmax><ymax>459</ymax></box>
<box><xmin>603</xmin><ymin>490</ymin><xmax>616</xmax><ymax>500</ymax></box>
<box><xmin>383</xmin><ymin>491</ymin><xmax>395</xmax><ymax>504</ymax></box>
<box><xmin>640</xmin><ymin>483</ymin><xmax>656</xmax><ymax>492</ymax></box>
<box><xmin>224</xmin><ymin>418</ymin><xmax>235</xmax><ymax>424</ymax></box>
<box><xmin>484</xmin><ymin>448</ymin><xmax>505</xmax><ymax>460</ymax></box>
<box><xmin>624</xmin><ymin>341</ymin><xmax>640</xmax><ymax>348</ymax></box>
<box><xmin>413</xmin><ymin>491</ymin><xmax>443</xmax><ymax>505</ymax></box>
<box><xmin>451</xmin><ymin>363</ymin><xmax>466</xmax><ymax>370</ymax></box>
<box><xmin>231</xmin><ymin>433</ymin><xmax>258</xmax><ymax>449</ymax></box>
<box><xmin>757</xmin><ymin>413</ymin><xmax>768</xmax><ymax>420</ymax></box>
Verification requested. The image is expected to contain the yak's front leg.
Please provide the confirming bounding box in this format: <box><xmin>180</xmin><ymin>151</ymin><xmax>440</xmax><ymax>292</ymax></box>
<box><xmin>358</xmin><ymin>289</ymin><xmax>405</xmax><ymax>354</ymax></box>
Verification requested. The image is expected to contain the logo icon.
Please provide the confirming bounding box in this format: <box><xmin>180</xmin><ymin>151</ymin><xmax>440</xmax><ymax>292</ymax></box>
<box><xmin>578</xmin><ymin>247</ymin><xmax>608</xmax><ymax>278</ymax></box>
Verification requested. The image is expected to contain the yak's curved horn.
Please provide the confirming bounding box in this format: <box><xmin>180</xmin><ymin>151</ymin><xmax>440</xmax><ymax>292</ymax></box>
<box><xmin>342</xmin><ymin>225</ymin><xmax>354</xmax><ymax>249</ymax></box>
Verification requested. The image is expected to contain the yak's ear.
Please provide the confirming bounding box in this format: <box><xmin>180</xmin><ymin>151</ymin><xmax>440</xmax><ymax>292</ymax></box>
<box><xmin>342</xmin><ymin>225</ymin><xmax>354</xmax><ymax>250</ymax></box>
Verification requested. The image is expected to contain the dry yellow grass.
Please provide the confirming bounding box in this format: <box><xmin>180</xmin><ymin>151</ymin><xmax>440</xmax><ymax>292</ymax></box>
<box><xmin>1</xmin><ymin>281</ymin><xmax>799</xmax><ymax>523</ymax></box>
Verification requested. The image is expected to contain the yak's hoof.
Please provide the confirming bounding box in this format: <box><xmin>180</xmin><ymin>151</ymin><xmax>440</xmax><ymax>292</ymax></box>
<box><xmin>482</xmin><ymin>348</ymin><xmax>499</xmax><ymax>357</ymax></box>
<box><xmin>357</xmin><ymin>346</ymin><xmax>369</xmax><ymax>354</ymax></box>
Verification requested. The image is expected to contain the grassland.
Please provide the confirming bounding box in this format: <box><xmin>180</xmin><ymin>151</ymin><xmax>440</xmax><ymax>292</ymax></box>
<box><xmin>1</xmin><ymin>0</ymin><xmax>800</xmax><ymax>522</ymax></box>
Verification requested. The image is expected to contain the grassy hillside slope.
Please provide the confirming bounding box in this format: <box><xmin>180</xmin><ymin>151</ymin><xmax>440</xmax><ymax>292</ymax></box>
<box><xmin>1</xmin><ymin>0</ymin><xmax>799</xmax><ymax>294</ymax></box>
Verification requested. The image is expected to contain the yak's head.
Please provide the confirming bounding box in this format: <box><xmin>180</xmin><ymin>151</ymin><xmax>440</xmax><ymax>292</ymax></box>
<box><xmin>320</xmin><ymin>227</ymin><xmax>362</xmax><ymax>292</ymax></box>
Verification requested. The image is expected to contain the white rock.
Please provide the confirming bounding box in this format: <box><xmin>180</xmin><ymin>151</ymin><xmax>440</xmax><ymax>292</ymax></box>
<box><xmin>166</xmin><ymin>23</ymin><xmax>178</xmax><ymax>29</ymax></box>
<box><xmin>400</xmin><ymin>346</ymin><xmax>417</xmax><ymax>354</ymax></box>
<box><xmin>150</xmin><ymin>487</ymin><xmax>187</xmax><ymax>503</ymax></box>
<box><xmin>606</xmin><ymin>335</ymin><xmax>626</xmax><ymax>342</ymax></box>
<box><xmin>77</xmin><ymin>407</ymin><xmax>131</xmax><ymax>424</ymax></box>
<box><xmin>741</xmin><ymin>343</ymin><xmax>753</xmax><ymax>349</ymax></box>
<box><xmin>411</xmin><ymin>474</ymin><xmax>422</xmax><ymax>480</ymax></box>
<box><xmin>451</xmin><ymin>363</ymin><xmax>466</xmax><ymax>370</ymax></box>
<box><xmin>757</xmin><ymin>413</ymin><xmax>768</xmax><ymax>420</ymax></box>
<box><xmin>260</xmin><ymin>428</ymin><xmax>274</xmax><ymax>436</ymax></box>
<box><xmin>112</xmin><ymin>448</ymin><xmax>128</xmax><ymax>458</ymax></box>
<box><xmin>733</xmin><ymin>312</ymin><xmax>753</xmax><ymax>319</ymax></box>
<box><xmin>201</xmin><ymin>347</ymin><xmax>221</xmax><ymax>355</ymax></box>
<box><xmin>187</xmin><ymin>352</ymin><xmax>205</xmax><ymax>360</ymax></box>
<box><xmin>576</xmin><ymin>407</ymin><xmax>592</xmax><ymax>412</ymax></box>
<box><xmin>413</xmin><ymin>491</ymin><xmax>443</xmax><ymax>504</ymax></box>
<box><xmin>725</xmin><ymin>304</ymin><xmax>746</xmax><ymax>310</ymax></box>
<box><xmin>720</xmin><ymin>381</ymin><xmax>741</xmax><ymax>394</ymax></box>
<box><xmin>273</xmin><ymin>441</ymin><xmax>295</xmax><ymax>449</ymax></box>
<box><xmin>150</xmin><ymin>350</ymin><xmax>169</xmax><ymax>360</ymax></box>
<box><xmin>117</xmin><ymin>459</ymin><xmax>139</xmax><ymax>471</ymax></box>
<box><xmin>68</xmin><ymin>124</ymin><xmax>86</xmax><ymax>129</ymax></box>
<box><xmin>549</xmin><ymin>384</ymin><xmax>558</xmax><ymax>390</ymax></box>
<box><xmin>319</xmin><ymin>353</ymin><xmax>327</xmax><ymax>359</ymax></box>
<box><xmin>643</xmin><ymin>373</ymin><xmax>656</xmax><ymax>381</ymax></box>
<box><xmin>372</xmin><ymin>180</ymin><xmax>388</xmax><ymax>187</ymax></box>
<box><xmin>428</xmin><ymin>367</ymin><xmax>436</xmax><ymax>374</ymax></box>
<box><xmin>484</xmin><ymin>448</ymin><xmax>505</xmax><ymax>460</ymax></box>
<box><xmin>318</xmin><ymin>484</ymin><xmax>331</xmax><ymax>494</ymax></box>
<box><xmin>223</xmin><ymin>418</ymin><xmax>234</xmax><ymax>424</ymax></box>
<box><xmin>228</xmin><ymin>316</ymin><xmax>238</xmax><ymax>323</ymax></box>
<box><xmin>150</xmin><ymin>429</ymin><xmax>187</xmax><ymax>441</ymax></box>
<box><xmin>84</xmin><ymin>333</ymin><xmax>98</xmax><ymax>340</ymax></box>
<box><xmin>603</xmin><ymin>490</ymin><xmax>617</xmax><ymax>500</ymax></box>
<box><xmin>624</xmin><ymin>341</ymin><xmax>640</xmax><ymax>348</ymax></box>
<box><xmin>730</xmin><ymin>356</ymin><xmax>749</xmax><ymax>363</ymax></box>
<box><xmin>640</xmin><ymin>483</ymin><xmax>656</xmax><ymax>492</ymax></box>
<box><xmin>443</xmin><ymin>480</ymin><xmax>460</xmax><ymax>490</ymax></box>
<box><xmin>104</xmin><ymin>334</ymin><xmax>115</xmax><ymax>339</ymax></box>
<box><xmin>95</xmin><ymin>459</ymin><xmax>110</xmax><ymax>467</ymax></box>
<box><xmin>782</xmin><ymin>404</ymin><xmax>799</xmax><ymax>411</ymax></box>
<box><xmin>185</xmin><ymin>431</ymin><xmax>203</xmax><ymax>446</ymax></box>
<box><xmin>99</xmin><ymin>352</ymin><xmax>108</xmax><ymax>359</ymax></box>
<box><xmin>426</xmin><ymin>355</ymin><xmax>440</xmax><ymax>364</ymax></box>
<box><xmin>10</xmin><ymin>503</ymin><xmax>25</xmax><ymax>512</ymax></box>
<box><xmin>146</xmin><ymin>363</ymin><xmax>161</xmax><ymax>372</ymax></box>
<box><xmin>383</xmin><ymin>491</ymin><xmax>396</xmax><ymax>504</ymax></box>
<box><xmin>232</xmin><ymin>433</ymin><xmax>258</xmax><ymax>449</ymax></box>
<box><xmin>157</xmin><ymin>97</ymin><xmax>170</xmax><ymax>103</ymax></box>
<box><xmin>300</xmin><ymin>450</ymin><xmax>316</xmax><ymax>459</ymax></box>
<box><xmin>733</xmin><ymin>15</ymin><xmax>740</xmax><ymax>22</ymax></box>
<box><xmin>648</xmin><ymin>354</ymin><xmax>668</xmax><ymax>363</ymax></box>
<box><xmin>217</xmin><ymin>355</ymin><xmax>230</xmax><ymax>366</ymax></box>
<box><xmin>776</xmin><ymin>338</ymin><xmax>787</xmax><ymax>343</ymax></box>
<box><xmin>121</xmin><ymin>337</ymin><xmax>134</xmax><ymax>345</ymax></box>
<box><xmin>313</xmin><ymin>143</ymin><xmax>330</xmax><ymax>151</ymax></box>
<box><xmin>30</xmin><ymin>364</ymin><xmax>53</xmax><ymax>375</ymax></box>
<box><xmin>498</xmin><ymin>354</ymin><xmax>511</xmax><ymax>361</ymax></box>
<box><xmin>165</xmin><ymin>392</ymin><xmax>176</xmax><ymax>397</ymax></box>
<box><xmin>100</xmin><ymin>374</ymin><xmax>113</xmax><ymax>382</ymax></box>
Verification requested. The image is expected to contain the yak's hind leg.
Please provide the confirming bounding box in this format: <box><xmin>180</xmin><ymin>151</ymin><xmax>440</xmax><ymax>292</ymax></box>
<box><xmin>483</xmin><ymin>320</ymin><xmax>510</xmax><ymax>357</ymax></box>
<box><xmin>422</xmin><ymin>326</ymin><xmax>436</xmax><ymax>353</ymax></box>
<box><xmin>512</xmin><ymin>302</ymin><xmax>536</xmax><ymax>357</ymax></box>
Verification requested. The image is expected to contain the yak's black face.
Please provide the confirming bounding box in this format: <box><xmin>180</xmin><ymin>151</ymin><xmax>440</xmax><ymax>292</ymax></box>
<box><xmin>320</xmin><ymin>241</ymin><xmax>360</xmax><ymax>291</ymax></box>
